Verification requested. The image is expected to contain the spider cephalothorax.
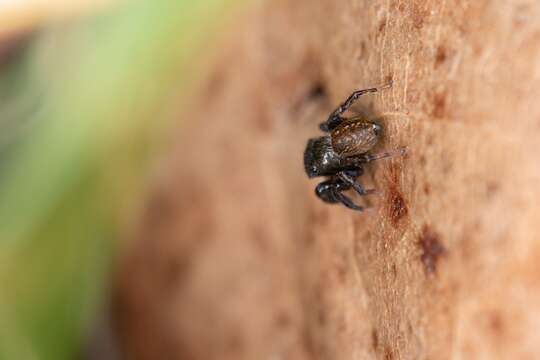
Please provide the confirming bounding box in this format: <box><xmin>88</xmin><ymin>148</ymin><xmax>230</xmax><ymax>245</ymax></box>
<box><xmin>303</xmin><ymin>81</ymin><xmax>404</xmax><ymax>211</ymax></box>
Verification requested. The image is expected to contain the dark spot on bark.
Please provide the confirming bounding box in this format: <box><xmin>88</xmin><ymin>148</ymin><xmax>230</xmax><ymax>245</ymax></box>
<box><xmin>372</xmin><ymin>329</ymin><xmax>379</xmax><ymax>349</ymax></box>
<box><xmin>385</xmin><ymin>74</ymin><xmax>394</xmax><ymax>85</ymax></box>
<box><xmin>384</xmin><ymin>345</ymin><xmax>394</xmax><ymax>360</ymax></box>
<box><xmin>486</xmin><ymin>181</ymin><xmax>500</xmax><ymax>199</ymax></box>
<box><xmin>411</xmin><ymin>5</ymin><xmax>428</xmax><ymax>30</ymax></box>
<box><xmin>159</xmin><ymin>237</ymin><xmax>210</xmax><ymax>293</ymax></box>
<box><xmin>275</xmin><ymin>311</ymin><xmax>292</xmax><ymax>329</ymax></box>
<box><xmin>336</xmin><ymin>260</ymin><xmax>347</xmax><ymax>284</ymax></box>
<box><xmin>385</xmin><ymin>163</ymin><xmax>408</xmax><ymax>226</ymax></box>
<box><xmin>413</xmin><ymin>16</ymin><xmax>424</xmax><ymax>30</ymax></box>
<box><xmin>204</xmin><ymin>68</ymin><xmax>226</xmax><ymax>99</ymax></box>
<box><xmin>418</xmin><ymin>225</ymin><xmax>446</xmax><ymax>275</ymax></box>
<box><xmin>389</xmin><ymin>190</ymin><xmax>407</xmax><ymax>225</ymax></box>
<box><xmin>391</xmin><ymin>263</ymin><xmax>398</xmax><ymax>278</ymax></box>
<box><xmin>423</xmin><ymin>183</ymin><xmax>431</xmax><ymax>195</ymax></box>
<box><xmin>432</xmin><ymin>91</ymin><xmax>447</xmax><ymax>119</ymax></box>
<box><xmin>435</xmin><ymin>45</ymin><xmax>447</xmax><ymax>67</ymax></box>
<box><xmin>379</xmin><ymin>19</ymin><xmax>387</xmax><ymax>33</ymax></box>
<box><xmin>472</xmin><ymin>43</ymin><xmax>483</xmax><ymax>57</ymax></box>
<box><xmin>358</xmin><ymin>41</ymin><xmax>367</xmax><ymax>60</ymax></box>
<box><xmin>488</xmin><ymin>312</ymin><xmax>504</xmax><ymax>337</ymax></box>
<box><xmin>307</xmin><ymin>82</ymin><xmax>327</xmax><ymax>100</ymax></box>
<box><xmin>164</xmin><ymin>257</ymin><xmax>192</xmax><ymax>289</ymax></box>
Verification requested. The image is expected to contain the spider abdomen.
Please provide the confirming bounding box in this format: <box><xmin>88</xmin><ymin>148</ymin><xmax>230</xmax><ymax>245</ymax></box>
<box><xmin>331</xmin><ymin>118</ymin><xmax>381</xmax><ymax>157</ymax></box>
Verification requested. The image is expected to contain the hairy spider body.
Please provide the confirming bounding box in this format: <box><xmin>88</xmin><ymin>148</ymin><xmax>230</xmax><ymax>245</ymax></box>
<box><xmin>331</xmin><ymin>118</ymin><xmax>382</xmax><ymax>157</ymax></box>
<box><xmin>304</xmin><ymin>136</ymin><xmax>342</xmax><ymax>178</ymax></box>
<box><xmin>304</xmin><ymin>81</ymin><xmax>403</xmax><ymax>211</ymax></box>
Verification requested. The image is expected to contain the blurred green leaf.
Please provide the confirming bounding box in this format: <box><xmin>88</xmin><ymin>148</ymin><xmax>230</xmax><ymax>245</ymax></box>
<box><xmin>0</xmin><ymin>0</ymin><xmax>245</xmax><ymax>358</ymax></box>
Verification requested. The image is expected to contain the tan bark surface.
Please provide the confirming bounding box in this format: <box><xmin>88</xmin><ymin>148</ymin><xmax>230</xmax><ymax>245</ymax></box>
<box><xmin>114</xmin><ymin>1</ymin><xmax>540</xmax><ymax>359</ymax></box>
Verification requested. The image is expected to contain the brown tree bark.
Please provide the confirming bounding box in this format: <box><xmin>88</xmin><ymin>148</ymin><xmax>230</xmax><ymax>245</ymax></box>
<box><xmin>114</xmin><ymin>1</ymin><xmax>540</xmax><ymax>359</ymax></box>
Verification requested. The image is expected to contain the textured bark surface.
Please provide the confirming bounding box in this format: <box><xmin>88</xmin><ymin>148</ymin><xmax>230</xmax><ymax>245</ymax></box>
<box><xmin>114</xmin><ymin>1</ymin><xmax>540</xmax><ymax>359</ymax></box>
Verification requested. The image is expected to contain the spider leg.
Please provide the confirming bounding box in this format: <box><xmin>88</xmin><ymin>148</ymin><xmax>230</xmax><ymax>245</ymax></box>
<box><xmin>319</xmin><ymin>115</ymin><xmax>346</xmax><ymax>133</ymax></box>
<box><xmin>315</xmin><ymin>178</ymin><xmax>366</xmax><ymax>211</ymax></box>
<box><xmin>315</xmin><ymin>179</ymin><xmax>350</xmax><ymax>203</ymax></box>
<box><xmin>343</xmin><ymin>167</ymin><xmax>364</xmax><ymax>178</ymax></box>
<box><xmin>319</xmin><ymin>81</ymin><xmax>393</xmax><ymax>132</ymax></box>
<box><xmin>331</xmin><ymin>187</ymin><xmax>365</xmax><ymax>211</ymax></box>
<box><xmin>337</xmin><ymin>171</ymin><xmax>377</xmax><ymax>196</ymax></box>
<box><xmin>361</xmin><ymin>147</ymin><xmax>407</xmax><ymax>163</ymax></box>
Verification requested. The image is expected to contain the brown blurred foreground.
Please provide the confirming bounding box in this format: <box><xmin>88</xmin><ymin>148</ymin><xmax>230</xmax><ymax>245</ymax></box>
<box><xmin>114</xmin><ymin>1</ymin><xmax>540</xmax><ymax>359</ymax></box>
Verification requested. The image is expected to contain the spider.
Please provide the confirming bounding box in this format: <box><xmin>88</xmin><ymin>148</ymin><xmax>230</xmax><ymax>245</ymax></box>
<box><xmin>303</xmin><ymin>81</ymin><xmax>405</xmax><ymax>211</ymax></box>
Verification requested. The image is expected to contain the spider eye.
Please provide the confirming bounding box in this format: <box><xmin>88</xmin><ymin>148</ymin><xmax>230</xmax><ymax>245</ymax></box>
<box><xmin>372</xmin><ymin>123</ymin><xmax>382</xmax><ymax>136</ymax></box>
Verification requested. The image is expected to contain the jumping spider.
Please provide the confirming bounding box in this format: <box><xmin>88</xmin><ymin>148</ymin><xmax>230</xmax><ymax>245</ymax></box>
<box><xmin>303</xmin><ymin>81</ymin><xmax>405</xmax><ymax>211</ymax></box>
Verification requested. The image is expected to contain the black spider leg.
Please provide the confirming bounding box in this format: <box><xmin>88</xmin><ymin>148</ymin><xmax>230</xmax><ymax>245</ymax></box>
<box><xmin>331</xmin><ymin>187</ymin><xmax>365</xmax><ymax>211</ymax></box>
<box><xmin>337</xmin><ymin>171</ymin><xmax>377</xmax><ymax>196</ymax></box>
<box><xmin>337</xmin><ymin>147</ymin><xmax>407</xmax><ymax>197</ymax></box>
<box><xmin>315</xmin><ymin>179</ymin><xmax>365</xmax><ymax>211</ymax></box>
<box><xmin>319</xmin><ymin>81</ymin><xmax>393</xmax><ymax>133</ymax></box>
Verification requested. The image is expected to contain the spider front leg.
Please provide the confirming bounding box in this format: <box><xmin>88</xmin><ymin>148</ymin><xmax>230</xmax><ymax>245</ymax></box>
<box><xmin>319</xmin><ymin>81</ymin><xmax>393</xmax><ymax>132</ymax></box>
<box><xmin>315</xmin><ymin>179</ymin><xmax>365</xmax><ymax>211</ymax></box>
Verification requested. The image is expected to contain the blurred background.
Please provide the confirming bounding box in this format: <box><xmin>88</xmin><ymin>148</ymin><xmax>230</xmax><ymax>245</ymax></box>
<box><xmin>0</xmin><ymin>0</ymin><xmax>246</xmax><ymax>358</ymax></box>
